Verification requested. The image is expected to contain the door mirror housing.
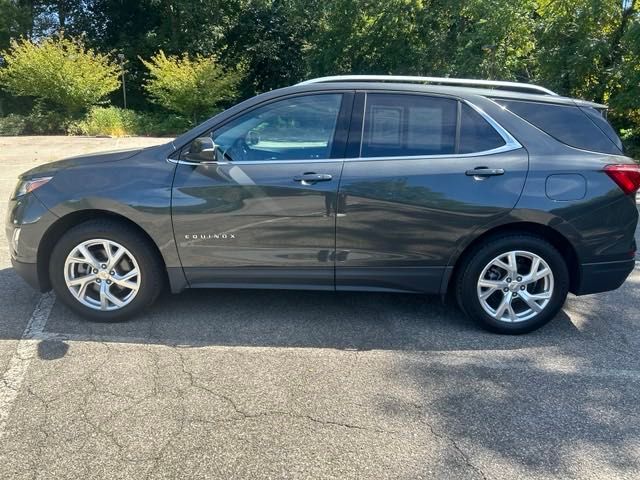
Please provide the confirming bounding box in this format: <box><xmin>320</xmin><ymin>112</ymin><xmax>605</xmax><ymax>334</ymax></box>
<box><xmin>186</xmin><ymin>136</ymin><xmax>219</xmax><ymax>162</ymax></box>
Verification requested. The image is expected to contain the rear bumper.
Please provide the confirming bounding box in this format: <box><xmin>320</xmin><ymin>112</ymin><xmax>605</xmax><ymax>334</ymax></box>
<box><xmin>11</xmin><ymin>258</ymin><xmax>46</xmax><ymax>292</ymax></box>
<box><xmin>574</xmin><ymin>259</ymin><xmax>636</xmax><ymax>295</ymax></box>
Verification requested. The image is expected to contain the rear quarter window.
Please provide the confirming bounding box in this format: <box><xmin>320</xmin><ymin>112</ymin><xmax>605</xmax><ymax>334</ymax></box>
<box><xmin>458</xmin><ymin>104</ymin><xmax>506</xmax><ymax>154</ymax></box>
<box><xmin>495</xmin><ymin>99</ymin><xmax>623</xmax><ymax>155</ymax></box>
<box><xmin>579</xmin><ymin>106</ymin><xmax>624</xmax><ymax>151</ymax></box>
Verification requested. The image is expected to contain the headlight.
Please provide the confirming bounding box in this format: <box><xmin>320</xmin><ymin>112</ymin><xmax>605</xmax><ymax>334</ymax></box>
<box><xmin>14</xmin><ymin>176</ymin><xmax>53</xmax><ymax>198</ymax></box>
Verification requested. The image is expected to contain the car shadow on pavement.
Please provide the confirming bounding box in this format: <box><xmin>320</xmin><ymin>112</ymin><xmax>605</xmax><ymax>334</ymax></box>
<box><xmin>5</xmin><ymin>265</ymin><xmax>638</xmax><ymax>360</ymax></box>
<box><xmin>12</xmin><ymin>271</ymin><xmax>582</xmax><ymax>354</ymax></box>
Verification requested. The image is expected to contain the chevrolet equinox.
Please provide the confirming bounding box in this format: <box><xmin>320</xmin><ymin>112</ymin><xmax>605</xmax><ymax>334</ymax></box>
<box><xmin>7</xmin><ymin>75</ymin><xmax>639</xmax><ymax>334</ymax></box>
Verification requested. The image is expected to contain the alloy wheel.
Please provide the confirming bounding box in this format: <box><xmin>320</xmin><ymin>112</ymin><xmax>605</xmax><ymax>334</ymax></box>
<box><xmin>476</xmin><ymin>250</ymin><xmax>554</xmax><ymax>323</ymax></box>
<box><xmin>63</xmin><ymin>239</ymin><xmax>141</xmax><ymax>311</ymax></box>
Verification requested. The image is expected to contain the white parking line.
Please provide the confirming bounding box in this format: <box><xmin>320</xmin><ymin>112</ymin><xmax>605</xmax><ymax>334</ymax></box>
<box><xmin>0</xmin><ymin>292</ymin><xmax>55</xmax><ymax>440</ymax></box>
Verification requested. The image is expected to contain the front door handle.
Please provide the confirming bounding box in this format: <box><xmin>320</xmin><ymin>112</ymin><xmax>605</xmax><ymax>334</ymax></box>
<box><xmin>465</xmin><ymin>167</ymin><xmax>505</xmax><ymax>177</ymax></box>
<box><xmin>294</xmin><ymin>173</ymin><xmax>333</xmax><ymax>184</ymax></box>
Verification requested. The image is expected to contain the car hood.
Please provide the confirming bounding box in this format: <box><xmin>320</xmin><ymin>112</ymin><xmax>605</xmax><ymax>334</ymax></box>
<box><xmin>20</xmin><ymin>147</ymin><xmax>147</xmax><ymax>179</ymax></box>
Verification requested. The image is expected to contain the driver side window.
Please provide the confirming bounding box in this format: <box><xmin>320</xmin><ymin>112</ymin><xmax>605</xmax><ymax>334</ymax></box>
<box><xmin>183</xmin><ymin>94</ymin><xmax>343</xmax><ymax>163</ymax></box>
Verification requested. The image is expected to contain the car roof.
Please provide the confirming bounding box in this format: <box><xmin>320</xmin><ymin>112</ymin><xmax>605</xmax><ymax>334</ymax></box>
<box><xmin>285</xmin><ymin>81</ymin><xmax>607</xmax><ymax>110</ymax></box>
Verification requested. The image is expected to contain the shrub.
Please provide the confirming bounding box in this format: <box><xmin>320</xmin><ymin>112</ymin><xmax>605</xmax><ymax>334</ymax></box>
<box><xmin>25</xmin><ymin>105</ymin><xmax>70</xmax><ymax>134</ymax></box>
<box><xmin>70</xmin><ymin>107</ymin><xmax>191</xmax><ymax>137</ymax></box>
<box><xmin>0</xmin><ymin>35</ymin><xmax>121</xmax><ymax>115</ymax></box>
<box><xmin>70</xmin><ymin>107</ymin><xmax>139</xmax><ymax>137</ymax></box>
<box><xmin>0</xmin><ymin>114</ymin><xmax>27</xmax><ymax>135</ymax></box>
<box><xmin>141</xmin><ymin>51</ymin><xmax>240</xmax><ymax>124</ymax></box>
<box><xmin>134</xmin><ymin>112</ymin><xmax>192</xmax><ymax>137</ymax></box>
<box><xmin>0</xmin><ymin>108</ymin><xmax>72</xmax><ymax>136</ymax></box>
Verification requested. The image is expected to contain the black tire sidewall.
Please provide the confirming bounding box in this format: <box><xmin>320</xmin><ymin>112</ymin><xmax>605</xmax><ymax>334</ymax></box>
<box><xmin>457</xmin><ymin>235</ymin><xmax>569</xmax><ymax>334</ymax></box>
<box><xmin>49</xmin><ymin>220</ymin><xmax>163</xmax><ymax>322</ymax></box>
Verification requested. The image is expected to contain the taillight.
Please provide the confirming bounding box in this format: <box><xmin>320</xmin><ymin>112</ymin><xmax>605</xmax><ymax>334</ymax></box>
<box><xmin>604</xmin><ymin>164</ymin><xmax>640</xmax><ymax>195</ymax></box>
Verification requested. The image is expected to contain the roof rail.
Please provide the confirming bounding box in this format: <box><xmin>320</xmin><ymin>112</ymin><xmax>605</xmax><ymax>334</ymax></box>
<box><xmin>297</xmin><ymin>75</ymin><xmax>558</xmax><ymax>96</ymax></box>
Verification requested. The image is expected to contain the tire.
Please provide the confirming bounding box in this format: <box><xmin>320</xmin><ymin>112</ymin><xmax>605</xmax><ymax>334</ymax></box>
<box><xmin>49</xmin><ymin>219</ymin><xmax>165</xmax><ymax>322</ymax></box>
<box><xmin>455</xmin><ymin>234</ymin><xmax>569</xmax><ymax>334</ymax></box>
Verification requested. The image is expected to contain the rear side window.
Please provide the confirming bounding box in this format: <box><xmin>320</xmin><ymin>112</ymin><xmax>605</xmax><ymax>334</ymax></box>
<box><xmin>458</xmin><ymin>104</ymin><xmax>506</xmax><ymax>154</ymax></box>
<box><xmin>580</xmin><ymin>106</ymin><xmax>624</xmax><ymax>152</ymax></box>
<box><xmin>361</xmin><ymin>94</ymin><xmax>457</xmax><ymax>157</ymax></box>
<box><xmin>496</xmin><ymin>99</ymin><xmax>622</xmax><ymax>155</ymax></box>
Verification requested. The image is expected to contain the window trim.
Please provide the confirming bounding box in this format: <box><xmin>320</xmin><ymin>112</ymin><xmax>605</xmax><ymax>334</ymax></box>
<box><xmin>169</xmin><ymin>91</ymin><xmax>522</xmax><ymax>166</ymax></box>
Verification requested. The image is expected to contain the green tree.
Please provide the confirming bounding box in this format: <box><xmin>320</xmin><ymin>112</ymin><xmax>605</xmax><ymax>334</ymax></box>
<box><xmin>607</xmin><ymin>1</ymin><xmax>640</xmax><ymax>156</ymax></box>
<box><xmin>222</xmin><ymin>0</ymin><xmax>318</xmax><ymax>94</ymax></box>
<box><xmin>69</xmin><ymin>0</ymin><xmax>236</xmax><ymax>109</ymax></box>
<box><xmin>447</xmin><ymin>0</ymin><xmax>537</xmax><ymax>80</ymax></box>
<box><xmin>534</xmin><ymin>0</ymin><xmax>621</xmax><ymax>98</ymax></box>
<box><xmin>141</xmin><ymin>50</ymin><xmax>240</xmax><ymax>123</ymax></box>
<box><xmin>307</xmin><ymin>0</ymin><xmax>432</xmax><ymax>76</ymax></box>
<box><xmin>306</xmin><ymin>0</ymin><xmax>537</xmax><ymax>79</ymax></box>
<box><xmin>0</xmin><ymin>1</ymin><xmax>30</xmax><ymax>50</ymax></box>
<box><xmin>0</xmin><ymin>34</ymin><xmax>120</xmax><ymax>115</ymax></box>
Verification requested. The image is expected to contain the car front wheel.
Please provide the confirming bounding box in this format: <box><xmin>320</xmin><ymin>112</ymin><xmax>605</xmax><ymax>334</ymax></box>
<box><xmin>456</xmin><ymin>234</ymin><xmax>569</xmax><ymax>334</ymax></box>
<box><xmin>49</xmin><ymin>219</ymin><xmax>164</xmax><ymax>321</ymax></box>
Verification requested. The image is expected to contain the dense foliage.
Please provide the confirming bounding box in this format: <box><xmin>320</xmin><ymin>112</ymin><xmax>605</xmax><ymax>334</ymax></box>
<box><xmin>69</xmin><ymin>106</ymin><xmax>190</xmax><ymax>137</ymax></box>
<box><xmin>0</xmin><ymin>34</ymin><xmax>120</xmax><ymax>114</ymax></box>
<box><xmin>141</xmin><ymin>51</ymin><xmax>239</xmax><ymax>123</ymax></box>
<box><xmin>0</xmin><ymin>0</ymin><xmax>638</xmax><ymax>153</ymax></box>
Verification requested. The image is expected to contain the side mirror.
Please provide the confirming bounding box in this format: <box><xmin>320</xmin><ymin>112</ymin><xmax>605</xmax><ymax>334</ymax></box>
<box><xmin>186</xmin><ymin>136</ymin><xmax>218</xmax><ymax>162</ymax></box>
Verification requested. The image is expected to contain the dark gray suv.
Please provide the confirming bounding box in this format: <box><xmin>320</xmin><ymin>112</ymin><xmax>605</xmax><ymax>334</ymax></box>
<box><xmin>6</xmin><ymin>76</ymin><xmax>639</xmax><ymax>333</ymax></box>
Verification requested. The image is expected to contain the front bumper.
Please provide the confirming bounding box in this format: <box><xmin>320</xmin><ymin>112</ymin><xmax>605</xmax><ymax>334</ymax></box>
<box><xmin>6</xmin><ymin>192</ymin><xmax>58</xmax><ymax>292</ymax></box>
<box><xmin>574</xmin><ymin>258</ymin><xmax>636</xmax><ymax>295</ymax></box>
<box><xmin>11</xmin><ymin>258</ymin><xmax>44</xmax><ymax>291</ymax></box>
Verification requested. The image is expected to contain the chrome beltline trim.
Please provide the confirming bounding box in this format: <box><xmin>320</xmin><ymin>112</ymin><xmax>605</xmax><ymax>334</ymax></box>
<box><xmin>167</xmin><ymin>143</ymin><xmax>523</xmax><ymax>166</ymax></box>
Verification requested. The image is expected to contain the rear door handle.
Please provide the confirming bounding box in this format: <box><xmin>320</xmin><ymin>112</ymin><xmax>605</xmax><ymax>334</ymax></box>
<box><xmin>294</xmin><ymin>173</ymin><xmax>333</xmax><ymax>184</ymax></box>
<box><xmin>465</xmin><ymin>167</ymin><xmax>505</xmax><ymax>177</ymax></box>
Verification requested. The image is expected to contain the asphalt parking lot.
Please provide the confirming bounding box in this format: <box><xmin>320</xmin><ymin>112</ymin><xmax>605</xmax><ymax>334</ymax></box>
<box><xmin>0</xmin><ymin>136</ymin><xmax>639</xmax><ymax>479</ymax></box>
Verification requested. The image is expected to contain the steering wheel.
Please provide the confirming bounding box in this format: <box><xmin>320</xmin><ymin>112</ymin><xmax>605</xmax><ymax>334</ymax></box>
<box><xmin>225</xmin><ymin>137</ymin><xmax>250</xmax><ymax>162</ymax></box>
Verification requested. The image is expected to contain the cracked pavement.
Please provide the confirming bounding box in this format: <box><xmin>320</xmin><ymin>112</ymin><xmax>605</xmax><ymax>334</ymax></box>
<box><xmin>0</xmin><ymin>137</ymin><xmax>639</xmax><ymax>479</ymax></box>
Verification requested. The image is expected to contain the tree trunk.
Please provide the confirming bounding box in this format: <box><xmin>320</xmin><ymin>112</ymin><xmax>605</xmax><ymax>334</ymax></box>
<box><xmin>58</xmin><ymin>1</ymin><xmax>66</xmax><ymax>30</ymax></box>
<box><xmin>596</xmin><ymin>0</ymin><xmax>636</xmax><ymax>103</ymax></box>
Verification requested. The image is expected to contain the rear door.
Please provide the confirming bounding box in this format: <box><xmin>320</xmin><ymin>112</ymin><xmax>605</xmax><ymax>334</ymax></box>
<box><xmin>172</xmin><ymin>92</ymin><xmax>353</xmax><ymax>289</ymax></box>
<box><xmin>335</xmin><ymin>92</ymin><xmax>529</xmax><ymax>293</ymax></box>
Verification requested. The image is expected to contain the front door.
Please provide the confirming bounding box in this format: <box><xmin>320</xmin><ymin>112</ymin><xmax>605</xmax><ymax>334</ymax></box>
<box><xmin>336</xmin><ymin>92</ymin><xmax>529</xmax><ymax>293</ymax></box>
<box><xmin>172</xmin><ymin>92</ymin><xmax>352</xmax><ymax>289</ymax></box>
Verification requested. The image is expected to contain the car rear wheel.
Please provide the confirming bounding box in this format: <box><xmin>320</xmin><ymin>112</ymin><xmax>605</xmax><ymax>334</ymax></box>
<box><xmin>455</xmin><ymin>234</ymin><xmax>569</xmax><ymax>334</ymax></box>
<box><xmin>49</xmin><ymin>219</ymin><xmax>164</xmax><ymax>321</ymax></box>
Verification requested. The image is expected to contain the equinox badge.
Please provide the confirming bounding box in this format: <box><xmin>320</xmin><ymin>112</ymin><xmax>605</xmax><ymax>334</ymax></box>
<box><xmin>184</xmin><ymin>233</ymin><xmax>237</xmax><ymax>240</ymax></box>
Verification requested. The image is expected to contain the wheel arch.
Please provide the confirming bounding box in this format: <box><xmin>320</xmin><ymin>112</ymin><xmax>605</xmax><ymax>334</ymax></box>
<box><xmin>446</xmin><ymin>222</ymin><xmax>581</xmax><ymax>297</ymax></box>
<box><xmin>37</xmin><ymin>209</ymin><xmax>169</xmax><ymax>292</ymax></box>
